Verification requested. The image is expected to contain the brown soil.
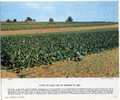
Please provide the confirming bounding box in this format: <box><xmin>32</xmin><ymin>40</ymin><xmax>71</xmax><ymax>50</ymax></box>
<box><xmin>0</xmin><ymin>70</ymin><xmax>18</xmax><ymax>78</ymax></box>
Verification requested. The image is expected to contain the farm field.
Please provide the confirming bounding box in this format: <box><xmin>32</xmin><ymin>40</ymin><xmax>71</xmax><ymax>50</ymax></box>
<box><xmin>0</xmin><ymin>24</ymin><xmax>118</xmax><ymax>36</ymax></box>
<box><xmin>1</xmin><ymin>23</ymin><xmax>119</xmax><ymax>78</ymax></box>
<box><xmin>1</xmin><ymin>22</ymin><xmax>117</xmax><ymax>31</ymax></box>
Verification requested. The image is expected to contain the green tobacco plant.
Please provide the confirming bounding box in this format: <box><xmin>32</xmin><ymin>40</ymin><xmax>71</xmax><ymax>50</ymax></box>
<box><xmin>1</xmin><ymin>29</ymin><xmax>118</xmax><ymax>70</ymax></box>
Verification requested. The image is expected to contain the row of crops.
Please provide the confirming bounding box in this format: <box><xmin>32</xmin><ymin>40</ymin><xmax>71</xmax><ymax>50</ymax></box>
<box><xmin>1</xmin><ymin>29</ymin><xmax>118</xmax><ymax>70</ymax></box>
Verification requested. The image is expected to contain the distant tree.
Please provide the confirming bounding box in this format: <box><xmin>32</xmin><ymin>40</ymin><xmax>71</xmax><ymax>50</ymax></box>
<box><xmin>49</xmin><ymin>18</ymin><xmax>54</xmax><ymax>23</ymax></box>
<box><xmin>13</xmin><ymin>18</ymin><xmax>17</xmax><ymax>22</ymax></box>
<box><xmin>66</xmin><ymin>16</ymin><xmax>73</xmax><ymax>22</ymax></box>
<box><xmin>25</xmin><ymin>17</ymin><xmax>33</xmax><ymax>22</ymax></box>
<box><xmin>27</xmin><ymin>17</ymin><xmax>32</xmax><ymax>20</ymax></box>
<box><xmin>6</xmin><ymin>19</ymin><xmax>11</xmax><ymax>23</ymax></box>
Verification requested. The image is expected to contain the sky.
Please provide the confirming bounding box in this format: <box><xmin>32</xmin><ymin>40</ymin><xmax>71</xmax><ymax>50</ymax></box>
<box><xmin>0</xmin><ymin>1</ymin><xmax>118</xmax><ymax>22</ymax></box>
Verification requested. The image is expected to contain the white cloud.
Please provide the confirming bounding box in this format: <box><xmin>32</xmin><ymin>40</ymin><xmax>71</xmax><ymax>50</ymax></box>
<box><xmin>24</xmin><ymin>2</ymin><xmax>56</xmax><ymax>17</ymax></box>
<box><xmin>24</xmin><ymin>2</ymin><xmax>41</xmax><ymax>9</ymax></box>
<box><xmin>24</xmin><ymin>2</ymin><xmax>56</xmax><ymax>9</ymax></box>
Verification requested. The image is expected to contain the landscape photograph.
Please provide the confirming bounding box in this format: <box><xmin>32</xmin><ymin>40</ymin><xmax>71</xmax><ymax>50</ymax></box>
<box><xmin>0</xmin><ymin>1</ymin><xmax>119</xmax><ymax>78</ymax></box>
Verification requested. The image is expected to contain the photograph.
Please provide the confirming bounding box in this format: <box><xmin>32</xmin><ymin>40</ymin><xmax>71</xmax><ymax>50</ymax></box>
<box><xmin>0</xmin><ymin>1</ymin><xmax>119</xmax><ymax>78</ymax></box>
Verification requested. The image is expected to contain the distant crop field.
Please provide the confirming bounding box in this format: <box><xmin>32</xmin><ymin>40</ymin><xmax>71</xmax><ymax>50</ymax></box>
<box><xmin>1</xmin><ymin>22</ymin><xmax>117</xmax><ymax>31</ymax></box>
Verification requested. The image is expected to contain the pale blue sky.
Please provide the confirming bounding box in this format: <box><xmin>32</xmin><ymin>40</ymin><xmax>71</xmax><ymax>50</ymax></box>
<box><xmin>0</xmin><ymin>1</ymin><xmax>118</xmax><ymax>22</ymax></box>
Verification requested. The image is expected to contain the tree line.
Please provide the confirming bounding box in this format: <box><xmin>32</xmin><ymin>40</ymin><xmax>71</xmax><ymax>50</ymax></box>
<box><xmin>6</xmin><ymin>16</ymin><xmax>73</xmax><ymax>23</ymax></box>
